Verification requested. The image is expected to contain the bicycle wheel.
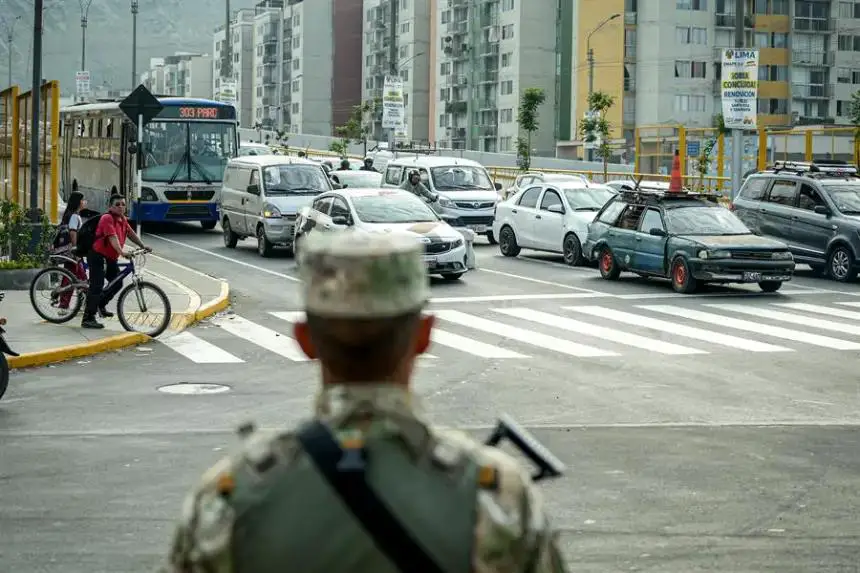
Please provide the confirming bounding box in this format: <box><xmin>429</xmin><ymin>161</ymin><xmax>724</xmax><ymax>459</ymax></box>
<box><xmin>116</xmin><ymin>280</ymin><xmax>172</xmax><ymax>337</ymax></box>
<box><xmin>29</xmin><ymin>267</ymin><xmax>85</xmax><ymax>324</ymax></box>
<box><xmin>0</xmin><ymin>353</ymin><xmax>8</xmax><ymax>400</ymax></box>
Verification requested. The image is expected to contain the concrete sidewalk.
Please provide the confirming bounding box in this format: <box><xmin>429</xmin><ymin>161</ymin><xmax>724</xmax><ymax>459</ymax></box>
<box><xmin>5</xmin><ymin>255</ymin><xmax>229</xmax><ymax>369</ymax></box>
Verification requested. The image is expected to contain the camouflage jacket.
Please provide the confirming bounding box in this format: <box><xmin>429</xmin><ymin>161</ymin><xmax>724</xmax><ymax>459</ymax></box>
<box><xmin>163</xmin><ymin>384</ymin><xmax>567</xmax><ymax>572</ymax></box>
<box><xmin>400</xmin><ymin>180</ymin><xmax>438</xmax><ymax>203</ymax></box>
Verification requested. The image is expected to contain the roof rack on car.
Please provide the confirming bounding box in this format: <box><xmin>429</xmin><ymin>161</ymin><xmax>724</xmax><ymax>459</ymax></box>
<box><xmin>620</xmin><ymin>187</ymin><xmax>720</xmax><ymax>204</ymax></box>
<box><xmin>770</xmin><ymin>160</ymin><xmax>858</xmax><ymax>178</ymax></box>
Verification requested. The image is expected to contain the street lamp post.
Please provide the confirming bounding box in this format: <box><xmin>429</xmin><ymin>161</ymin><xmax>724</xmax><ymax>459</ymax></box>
<box><xmin>131</xmin><ymin>0</ymin><xmax>138</xmax><ymax>89</ymax></box>
<box><xmin>29</xmin><ymin>0</ymin><xmax>44</xmax><ymax>237</ymax></box>
<box><xmin>2</xmin><ymin>16</ymin><xmax>21</xmax><ymax>88</ymax></box>
<box><xmin>79</xmin><ymin>0</ymin><xmax>93</xmax><ymax>102</ymax></box>
<box><xmin>586</xmin><ymin>12</ymin><xmax>620</xmax><ymax>161</ymax></box>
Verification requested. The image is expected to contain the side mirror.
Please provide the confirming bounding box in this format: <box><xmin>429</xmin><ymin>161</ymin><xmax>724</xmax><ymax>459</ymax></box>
<box><xmin>649</xmin><ymin>227</ymin><xmax>667</xmax><ymax>237</ymax></box>
<box><xmin>813</xmin><ymin>205</ymin><xmax>830</xmax><ymax>215</ymax></box>
<box><xmin>127</xmin><ymin>142</ymin><xmax>138</xmax><ymax>155</ymax></box>
<box><xmin>341</xmin><ymin>184</ymin><xmax>348</xmax><ymax>188</ymax></box>
<box><xmin>247</xmin><ymin>184</ymin><xmax>260</xmax><ymax>195</ymax></box>
<box><xmin>331</xmin><ymin>215</ymin><xmax>350</xmax><ymax>226</ymax></box>
<box><xmin>494</xmin><ymin>182</ymin><xmax>502</xmax><ymax>190</ymax></box>
<box><xmin>547</xmin><ymin>204</ymin><xmax>565</xmax><ymax>214</ymax></box>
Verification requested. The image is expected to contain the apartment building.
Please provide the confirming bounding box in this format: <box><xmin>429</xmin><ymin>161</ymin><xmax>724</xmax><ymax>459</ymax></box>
<box><xmin>253</xmin><ymin>0</ymin><xmax>284</xmax><ymax>129</ymax></box>
<box><xmin>362</xmin><ymin>0</ymin><xmax>432</xmax><ymax>142</ymax></box>
<box><xmin>213</xmin><ymin>9</ymin><xmax>255</xmax><ymax>127</ymax></box>
<box><xmin>557</xmin><ymin>0</ymin><xmax>860</xmax><ymax>159</ymax></box>
<box><xmin>431</xmin><ymin>0</ymin><xmax>558</xmax><ymax>154</ymax></box>
<box><xmin>140</xmin><ymin>54</ymin><xmax>212</xmax><ymax>98</ymax></box>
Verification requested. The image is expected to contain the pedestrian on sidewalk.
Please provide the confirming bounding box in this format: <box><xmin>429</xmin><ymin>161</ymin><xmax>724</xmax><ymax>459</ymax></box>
<box><xmin>163</xmin><ymin>231</ymin><xmax>567</xmax><ymax>573</ymax></box>
<box><xmin>52</xmin><ymin>191</ymin><xmax>88</xmax><ymax>313</ymax></box>
<box><xmin>81</xmin><ymin>194</ymin><xmax>150</xmax><ymax>330</ymax></box>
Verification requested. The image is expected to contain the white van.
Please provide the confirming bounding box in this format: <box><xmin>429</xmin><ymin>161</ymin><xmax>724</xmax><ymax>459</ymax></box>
<box><xmin>238</xmin><ymin>142</ymin><xmax>274</xmax><ymax>156</ymax></box>
<box><xmin>381</xmin><ymin>156</ymin><xmax>503</xmax><ymax>243</ymax></box>
<box><xmin>220</xmin><ymin>155</ymin><xmax>333</xmax><ymax>256</ymax></box>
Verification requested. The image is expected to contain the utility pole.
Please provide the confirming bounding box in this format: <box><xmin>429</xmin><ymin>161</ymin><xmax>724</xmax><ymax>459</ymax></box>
<box><xmin>731</xmin><ymin>0</ymin><xmax>744</xmax><ymax>197</ymax></box>
<box><xmin>387</xmin><ymin>0</ymin><xmax>397</xmax><ymax>150</ymax></box>
<box><xmin>30</xmin><ymin>0</ymin><xmax>43</xmax><ymax>236</ymax></box>
<box><xmin>79</xmin><ymin>0</ymin><xmax>93</xmax><ymax>102</ymax></box>
<box><xmin>587</xmin><ymin>47</ymin><xmax>594</xmax><ymax>161</ymax></box>
<box><xmin>131</xmin><ymin>0</ymin><xmax>138</xmax><ymax>88</ymax></box>
<box><xmin>224</xmin><ymin>0</ymin><xmax>232</xmax><ymax>78</ymax></box>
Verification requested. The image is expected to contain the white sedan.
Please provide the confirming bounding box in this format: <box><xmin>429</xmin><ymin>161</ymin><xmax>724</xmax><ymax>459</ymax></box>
<box><xmin>294</xmin><ymin>188</ymin><xmax>472</xmax><ymax>280</ymax></box>
<box><xmin>492</xmin><ymin>182</ymin><xmax>616</xmax><ymax>265</ymax></box>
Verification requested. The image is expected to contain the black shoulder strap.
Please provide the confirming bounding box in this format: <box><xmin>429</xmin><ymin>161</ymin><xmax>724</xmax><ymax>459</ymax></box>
<box><xmin>297</xmin><ymin>420</ymin><xmax>445</xmax><ymax>573</ymax></box>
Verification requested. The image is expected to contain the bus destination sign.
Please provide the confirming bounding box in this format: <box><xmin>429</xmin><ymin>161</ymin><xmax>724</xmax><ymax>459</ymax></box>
<box><xmin>159</xmin><ymin>105</ymin><xmax>236</xmax><ymax>120</ymax></box>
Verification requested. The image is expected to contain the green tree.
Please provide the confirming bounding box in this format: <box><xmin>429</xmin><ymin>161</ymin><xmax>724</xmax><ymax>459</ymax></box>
<box><xmin>850</xmin><ymin>90</ymin><xmax>860</xmax><ymax>166</ymax></box>
<box><xmin>515</xmin><ymin>87</ymin><xmax>546</xmax><ymax>171</ymax></box>
<box><xmin>334</xmin><ymin>100</ymin><xmax>375</xmax><ymax>156</ymax></box>
<box><xmin>579</xmin><ymin>91</ymin><xmax>615</xmax><ymax>181</ymax></box>
<box><xmin>694</xmin><ymin>114</ymin><xmax>731</xmax><ymax>193</ymax></box>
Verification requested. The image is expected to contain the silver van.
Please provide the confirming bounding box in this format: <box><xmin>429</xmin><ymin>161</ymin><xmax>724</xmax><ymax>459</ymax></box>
<box><xmin>381</xmin><ymin>156</ymin><xmax>503</xmax><ymax>243</ymax></box>
<box><xmin>220</xmin><ymin>155</ymin><xmax>332</xmax><ymax>256</ymax></box>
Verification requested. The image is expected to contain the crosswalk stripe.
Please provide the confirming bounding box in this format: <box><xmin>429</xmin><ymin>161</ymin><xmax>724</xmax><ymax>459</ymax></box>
<box><xmin>495</xmin><ymin>308</ymin><xmax>706</xmax><ymax>355</ymax></box>
<box><xmin>160</xmin><ymin>331</ymin><xmax>245</xmax><ymax>363</ymax></box>
<box><xmin>565</xmin><ymin>306</ymin><xmax>789</xmax><ymax>352</ymax></box>
<box><xmin>709</xmin><ymin>303</ymin><xmax>860</xmax><ymax>336</ymax></box>
<box><xmin>429</xmin><ymin>329</ymin><xmax>527</xmax><ymax>358</ymax></box>
<box><xmin>836</xmin><ymin>302</ymin><xmax>860</xmax><ymax>308</ymax></box>
<box><xmin>211</xmin><ymin>314</ymin><xmax>308</xmax><ymax>361</ymax></box>
<box><xmin>268</xmin><ymin>311</ymin><xmax>442</xmax><ymax>358</ymax></box>
<box><xmin>644</xmin><ymin>305</ymin><xmax>860</xmax><ymax>350</ymax></box>
<box><xmin>775</xmin><ymin>302</ymin><xmax>860</xmax><ymax>322</ymax></box>
<box><xmin>433</xmin><ymin>309</ymin><xmax>617</xmax><ymax>357</ymax></box>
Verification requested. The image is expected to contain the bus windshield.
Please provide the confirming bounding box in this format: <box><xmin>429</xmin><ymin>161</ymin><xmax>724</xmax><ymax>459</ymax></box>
<box><xmin>142</xmin><ymin>121</ymin><xmax>237</xmax><ymax>183</ymax></box>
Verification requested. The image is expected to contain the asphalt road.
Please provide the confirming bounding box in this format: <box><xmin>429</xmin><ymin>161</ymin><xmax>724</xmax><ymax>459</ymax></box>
<box><xmin>3</xmin><ymin>223</ymin><xmax>860</xmax><ymax>572</ymax></box>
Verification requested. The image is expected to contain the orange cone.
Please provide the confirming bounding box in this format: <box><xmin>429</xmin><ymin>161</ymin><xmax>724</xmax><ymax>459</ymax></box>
<box><xmin>669</xmin><ymin>149</ymin><xmax>682</xmax><ymax>192</ymax></box>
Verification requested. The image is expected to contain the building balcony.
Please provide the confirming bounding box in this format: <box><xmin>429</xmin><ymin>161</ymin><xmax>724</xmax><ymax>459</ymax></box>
<box><xmin>478</xmin><ymin>125</ymin><xmax>497</xmax><ymax>137</ymax></box>
<box><xmin>446</xmin><ymin>74</ymin><xmax>468</xmax><ymax>86</ymax></box>
<box><xmin>263</xmin><ymin>34</ymin><xmax>278</xmax><ymax>45</ymax></box>
<box><xmin>263</xmin><ymin>74</ymin><xmax>277</xmax><ymax>85</ymax></box>
<box><xmin>715</xmin><ymin>14</ymin><xmax>754</xmax><ymax>28</ymax></box>
<box><xmin>792</xmin><ymin>51</ymin><xmax>834</xmax><ymax>66</ymax></box>
<box><xmin>447</xmin><ymin>21</ymin><xmax>468</xmax><ymax>35</ymax></box>
<box><xmin>624</xmin><ymin>12</ymin><xmax>637</xmax><ymax>25</ymax></box>
<box><xmin>477</xmin><ymin>98</ymin><xmax>497</xmax><ymax>110</ymax></box>
<box><xmin>793</xmin><ymin>17</ymin><xmax>832</xmax><ymax>33</ymax></box>
<box><xmin>263</xmin><ymin>55</ymin><xmax>278</xmax><ymax>65</ymax></box>
<box><xmin>792</xmin><ymin>83</ymin><xmax>832</xmax><ymax>99</ymax></box>
<box><xmin>795</xmin><ymin>115</ymin><xmax>836</xmax><ymax>126</ymax></box>
<box><xmin>478</xmin><ymin>70</ymin><xmax>498</xmax><ymax>83</ymax></box>
<box><xmin>479</xmin><ymin>42</ymin><xmax>499</xmax><ymax>57</ymax></box>
<box><xmin>624</xmin><ymin>77</ymin><xmax>635</xmax><ymax>92</ymax></box>
<box><xmin>480</xmin><ymin>13</ymin><xmax>499</xmax><ymax>27</ymax></box>
<box><xmin>624</xmin><ymin>44</ymin><xmax>636</xmax><ymax>60</ymax></box>
<box><xmin>445</xmin><ymin>101</ymin><xmax>468</xmax><ymax>114</ymax></box>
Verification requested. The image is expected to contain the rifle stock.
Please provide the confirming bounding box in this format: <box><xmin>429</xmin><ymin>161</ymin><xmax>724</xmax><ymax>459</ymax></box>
<box><xmin>485</xmin><ymin>414</ymin><xmax>565</xmax><ymax>482</ymax></box>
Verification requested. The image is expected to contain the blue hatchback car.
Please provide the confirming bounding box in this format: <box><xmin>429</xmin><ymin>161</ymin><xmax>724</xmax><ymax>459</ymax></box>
<box><xmin>583</xmin><ymin>189</ymin><xmax>795</xmax><ymax>293</ymax></box>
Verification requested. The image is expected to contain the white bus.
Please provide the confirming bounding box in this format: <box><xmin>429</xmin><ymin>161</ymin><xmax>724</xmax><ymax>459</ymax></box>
<box><xmin>60</xmin><ymin>97</ymin><xmax>238</xmax><ymax>229</ymax></box>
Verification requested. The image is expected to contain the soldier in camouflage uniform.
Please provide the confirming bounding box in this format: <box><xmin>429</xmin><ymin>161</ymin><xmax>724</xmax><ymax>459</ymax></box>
<box><xmin>163</xmin><ymin>230</ymin><xmax>567</xmax><ymax>573</ymax></box>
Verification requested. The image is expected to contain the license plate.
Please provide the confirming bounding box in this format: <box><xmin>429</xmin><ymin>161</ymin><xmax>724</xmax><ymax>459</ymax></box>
<box><xmin>742</xmin><ymin>272</ymin><xmax>762</xmax><ymax>281</ymax></box>
<box><xmin>470</xmin><ymin>225</ymin><xmax>486</xmax><ymax>233</ymax></box>
<box><xmin>423</xmin><ymin>256</ymin><xmax>437</xmax><ymax>267</ymax></box>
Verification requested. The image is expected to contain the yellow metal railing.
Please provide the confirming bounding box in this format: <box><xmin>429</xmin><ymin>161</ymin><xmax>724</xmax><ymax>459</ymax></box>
<box><xmin>17</xmin><ymin>81</ymin><xmax>60</xmax><ymax>223</ymax></box>
<box><xmin>0</xmin><ymin>86</ymin><xmax>20</xmax><ymax>203</ymax></box>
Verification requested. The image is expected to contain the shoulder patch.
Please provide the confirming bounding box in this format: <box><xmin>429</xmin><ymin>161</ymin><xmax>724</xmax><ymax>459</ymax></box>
<box><xmin>477</xmin><ymin>464</ymin><xmax>499</xmax><ymax>491</ymax></box>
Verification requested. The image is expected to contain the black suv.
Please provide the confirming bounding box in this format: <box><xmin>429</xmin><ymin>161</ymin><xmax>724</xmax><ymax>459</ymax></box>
<box><xmin>731</xmin><ymin>160</ymin><xmax>860</xmax><ymax>282</ymax></box>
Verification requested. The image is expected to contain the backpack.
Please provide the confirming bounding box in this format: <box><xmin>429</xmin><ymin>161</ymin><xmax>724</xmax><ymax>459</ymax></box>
<box><xmin>52</xmin><ymin>222</ymin><xmax>71</xmax><ymax>250</ymax></box>
<box><xmin>73</xmin><ymin>214</ymin><xmax>103</xmax><ymax>256</ymax></box>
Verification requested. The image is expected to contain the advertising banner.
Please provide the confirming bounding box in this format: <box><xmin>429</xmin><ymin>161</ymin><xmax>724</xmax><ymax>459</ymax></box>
<box><xmin>381</xmin><ymin>75</ymin><xmax>404</xmax><ymax>130</ymax></box>
<box><xmin>720</xmin><ymin>49</ymin><xmax>759</xmax><ymax>130</ymax></box>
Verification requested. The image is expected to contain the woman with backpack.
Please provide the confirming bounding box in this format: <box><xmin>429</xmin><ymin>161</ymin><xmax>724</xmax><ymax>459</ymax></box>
<box><xmin>52</xmin><ymin>191</ymin><xmax>88</xmax><ymax>313</ymax></box>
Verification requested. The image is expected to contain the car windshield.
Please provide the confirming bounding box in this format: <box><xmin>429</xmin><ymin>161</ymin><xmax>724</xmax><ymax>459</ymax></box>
<box><xmin>430</xmin><ymin>166</ymin><xmax>493</xmax><ymax>190</ymax></box>
<box><xmin>262</xmin><ymin>165</ymin><xmax>330</xmax><ymax>195</ymax></box>
<box><xmin>563</xmin><ymin>186</ymin><xmax>616</xmax><ymax>211</ymax></box>
<box><xmin>334</xmin><ymin>171</ymin><xmax>383</xmax><ymax>188</ymax></box>
<box><xmin>239</xmin><ymin>145</ymin><xmax>272</xmax><ymax>156</ymax></box>
<box><xmin>143</xmin><ymin>121</ymin><xmax>237</xmax><ymax>183</ymax></box>
<box><xmin>822</xmin><ymin>183</ymin><xmax>860</xmax><ymax>214</ymax></box>
<box><xmin>352</xmin><ymin>193</ymin><xmax>439</xmax><ymax>223</ymax></box>
<box><xmin>665</xmin><ymin>205</ymin><xmax>751</xmax><ymax>235</ymax></box>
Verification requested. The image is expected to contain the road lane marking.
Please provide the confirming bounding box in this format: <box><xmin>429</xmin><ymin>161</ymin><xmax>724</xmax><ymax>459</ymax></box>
<box><xmin>211</xmin><ymin>314</ymin><xmax>308</xmax><ymax>360</ymax></box>
<box><xmin>148</xmin><ymin>233</ymin><xmax>301</xmax><ymax>282</ymax></box>
<box><xmin>476</xmin><ymin>268</ymin><xmax>602</xmax><ymax>293</ymax></box>
<box><xmin>160</xmin><ymin>331</ymin><xmax>244</xmax><ymax>363</ymax></box>
<box><xmin>706</xmin><ymin>303</ymin><xmax>860</xmax><ymax>337</ymax></box>
<box><xmin>837</xmin><ymin>302</ymin><xmax>860</xmax><ymax>307</ymax></box>
<box><xmin>612</xmin><ymin>289</ymin><xmax>836</xmax><ymax>299</ymax></box>
<box><xmin>429</xmin><ymin>329</ymin><xmax>527</xmax><ymax>358</ymax></box>
<box><xmin>565</xmin><ymin>306</ymin><xmax>789</xmax><ymax>352</ymax></box>
<box><xmin>776</xmin><ymin>302</ymin><xmax>860</xmax><ymax>322</ymax></box>
<box><xmin>433</xmin><ymin>309</ymin><xmax>617</xmax><ymax>357</ymax></box>
<box><xmin>429</xmin><ymin>293</ymin><xmax>608</xmax><ymax>303</ymax></box>
<box><xmin>495</xmin><ymin>308</ymin><xmax>706</xmax><ymax>355</ymax></box>
<box><xmin>644</xmin><ymin>305</ymin><xmax>860</xmax><ymax>350</ymax></box>
<box><xmin>269</xmin><ymin>311</ymin><xmax>440</xmax><ymax>358</ymax></box>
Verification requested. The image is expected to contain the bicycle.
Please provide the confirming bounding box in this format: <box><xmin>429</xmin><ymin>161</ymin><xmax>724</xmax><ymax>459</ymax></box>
<box><xmin>29</xmin><ymin>249</ymin><xmax>173</xmax><ymax>338</ymax></box>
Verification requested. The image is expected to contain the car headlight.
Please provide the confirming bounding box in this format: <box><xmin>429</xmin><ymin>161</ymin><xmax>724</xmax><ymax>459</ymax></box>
<box><xmin>140</xmin><ymin>187</ymin><xmax>158</xmax><ymax>202</ymax></box>
<box><xmin>450</xmin><ymin>238</ymin><xmax>463</xmax><ymax>248</ymax></box>
<box><xmin>772</xmin><ymin>251</ymin><xmax>793</xmax><ymax>260</ymax></box>
<box><xmin>698</xmin><ymin>249</ymin><xmax>731</xmax><ymax>259</ymax></box>
<box><xmin>438</xmin><ymin>196</ymin><xmax>454</xmax><ymax>208</ymax></box>
<box><xmin>262</xmin><ymin>203</ymin><xmax>282</xmax><ymax>218</ymax></box>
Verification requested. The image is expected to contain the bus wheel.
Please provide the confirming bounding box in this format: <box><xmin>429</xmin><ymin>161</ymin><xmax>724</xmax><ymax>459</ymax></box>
<box><xmin>201</xmin><ymin>221</ymin><xmax>217</xmax><ymax>231</ymax></box>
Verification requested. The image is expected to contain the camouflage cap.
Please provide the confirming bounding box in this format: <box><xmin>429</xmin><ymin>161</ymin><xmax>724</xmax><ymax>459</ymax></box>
<box><xmin>298</xmin><ymin>230</ymin><xmax>430</xmax><ymax>317</ymax></box>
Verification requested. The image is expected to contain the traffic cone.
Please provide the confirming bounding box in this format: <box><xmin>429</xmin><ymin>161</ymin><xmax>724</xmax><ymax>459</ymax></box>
<box><xmin>669</xmin><ymin>149</ymin><xmax>682</xmax><ymax>192</ymax></box>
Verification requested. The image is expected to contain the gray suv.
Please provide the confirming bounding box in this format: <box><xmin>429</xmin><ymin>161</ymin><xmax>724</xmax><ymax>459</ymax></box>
<box><xmin>731</xmin><ymin>160</ymin><xmax>860</xmax><ymax>282</ymax></box>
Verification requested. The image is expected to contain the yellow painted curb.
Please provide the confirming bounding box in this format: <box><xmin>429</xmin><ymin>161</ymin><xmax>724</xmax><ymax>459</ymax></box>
<box><xmin>168</xmin><ymin>280</ymin><xmax>231</xmax><ymax>331</ymax></box>
<box><xmin>8</xmin><ymin>332</ymin><xmax>151</xmax><ymax>370</ymax></box>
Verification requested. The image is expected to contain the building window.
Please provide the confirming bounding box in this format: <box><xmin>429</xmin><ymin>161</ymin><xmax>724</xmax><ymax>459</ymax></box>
<box><xmin>757</xmin><ymin>98</ymin><xmax>788</xmax><ymax>114</ymax></box>
<box><xmin>293</xmin><ymin>14</ymin><xmax>300</xmax><ymax>26</ymax></box>
<box><xmin>676</xmin><ymin>26</ymin><xmax>707</xmax><ymax>44</ymax></box>
<box><xmin>502</xmin><ymin>0</ymin><xmax>514</xmax><ymax>10</ymax></box>
<box><xmin>500</xmin><ymin>109</ymin><xmax>513</xmax><ymax>122</ymax></box>
<box><xmin>401</xmin><ymin>69</ymin><xmax>409</xmax><ymax>81</ymax></box>
<box><xmin>674</xmin><ymin>94</ymin><xmax>706</xmax><ymax>112</ymax></box>
<box><xmin>293</xmin><ymin>36</ymin><xmax>301</xmax><ymax>49</ymax></box>
<box><xmin>501</xmin><ymin>52</ymin><xmax>512</xmax><ymax>67</ymax></box>
<box><xmin>441</xmin><ymin>62</ymin><xmax>451</xmax><ymax>75</ymax></box>
<box><xmin>838</xmin><ymin>2</ymin><xmax>860</xmax><ymax>18</ymax></box>
<box><xmin>502</xmin><ymin>25</ymin><xmax>514</xmax><ymax>40</ymax></box>
<box><xmin>675</xmin><ymin>61</ymin><xmax>707</xmax><ymax>78</ymax></box>
<box><xmin>441</xmin><ymin>11</ymin><xmax>450</xmax><ymax>23</ymax></box>
<box><xmin>837</xmin><ymin>34</ymin><xmax>860</xmax><ymax>51</ymax></box>
<box><xmin>678</xmin><ymin>0</ymin><xmax>707</xmax><ymax>9</ymax></box>
<box><xmin>292</xmin><ymin>102</ymin><xmax>299</xmax><ymax>114</ymax></box>
<box><xmin>758</xmin><ymin>65</ymin><xmax>788</xmax><ymax>81</ymax></box>
<box><xmin>440</xmin><ymin>87</ymin><xmax>450</xmax><ymax>100</ymax></box>
<box><xmin>292</xmin><ymin>79</ymin><xmax>300</xmax><ymax>92</ymax></box>
<box><xmin>400</xmin><ymin>21</ymin><xmax>410</xmax><ymax>33</ymax></box>
<box><xmin>501</xmin><ymin>80</ymin><xmax>513</xmax><ymax>95</ymax></box>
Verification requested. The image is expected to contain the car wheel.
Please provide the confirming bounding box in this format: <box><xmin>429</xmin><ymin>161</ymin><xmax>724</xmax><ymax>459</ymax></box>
<box><xmin>486</xmin><ymin>231</ymin><xmax>497</xmax><ymax>245</ymax></box>
<box><xmin>441</xmin><ymin>273</ymin><xmax>464</xmax><ymax>281</ymax></box>
<box><xmin>598</xmin><ymin>247</ymin><xmax>620</xmax><ymax>280</ymax></box>
<box><xmin>256</xmin><ymin>225</ymin><xmax>274</xmax><ymax>257</ymax></box>
<box><xmin>201</xmin><ymin>220</ymin><xmax>217</xmax><ymax>231</ymax></box>
<box><xmin>670</xmin><ymin>256</ymin><xmax>698</xmax><ymax>294</ymax></box>
<box><xmin>562</xmin><ymin>233</ymin><xmax>584</xmax><ymax>266</ymax></box>
<box><xmin>758</xmin><ymin>280</ymin><xmax>782</xmax><ymax>293</ymax></box>
<box><xmin>222</xmin><ymin>218</ymin><xmax>238</xmax><ymax>248</ymax></box>
<box><xmin>498</xmin><ymin>226</ymin><xmax>520</xmax><ymax>257</ymax></box>
<box><xmin>809</xmin><ymin>264</ymin><xmax>826</xmax><ymax>276</ymax></box>
<box><xmin>827</xmin><ymin>245</ymin><xmax>857</xmax><ymax>282</ymax></box>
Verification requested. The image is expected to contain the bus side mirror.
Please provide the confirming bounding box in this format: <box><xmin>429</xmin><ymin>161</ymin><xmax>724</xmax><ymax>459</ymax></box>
<box><xmin>127</xmin><ymin>142</ymin><xmax>138</xmax><ymax>155</ymax></box>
